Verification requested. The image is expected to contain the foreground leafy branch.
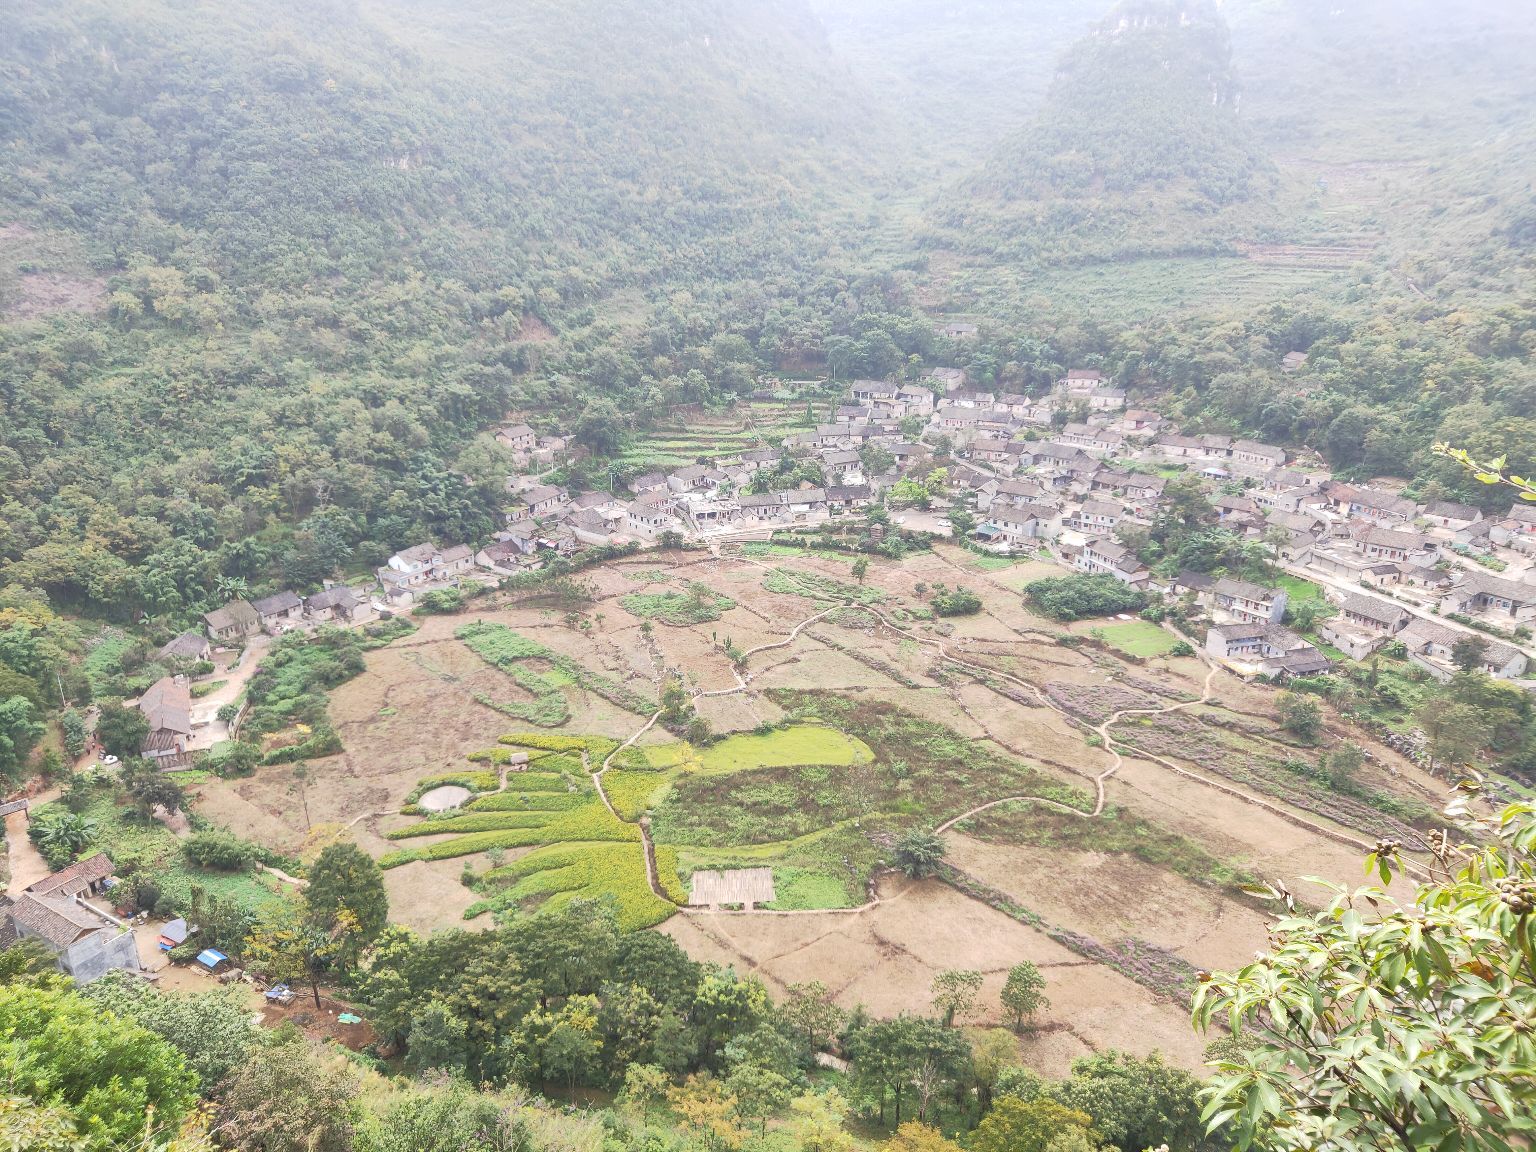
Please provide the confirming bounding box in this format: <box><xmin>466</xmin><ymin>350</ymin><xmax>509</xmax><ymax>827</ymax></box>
<box><xmin>1195</xmin><ymin>801</ymin><xmax>1536</xmax><ymax>1151</ymax></box>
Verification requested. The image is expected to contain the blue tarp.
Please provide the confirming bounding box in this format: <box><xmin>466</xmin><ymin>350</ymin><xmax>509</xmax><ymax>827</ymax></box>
<box><xmin>195</xmin><ymin>948</ymin><xmax>228</xmax><ymax>970</ymax></box>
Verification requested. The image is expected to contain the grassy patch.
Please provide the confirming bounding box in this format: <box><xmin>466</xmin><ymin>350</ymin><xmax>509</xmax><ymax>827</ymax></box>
<box><xmin>764</xmin><ymin>867</ymin><xmax>857</xmax><ymax>911</ymax></box>
<box><xmin>959</xmin><ymin>802</ymin><xmax>1257</xmax><ymax>893</ymax></box>
<box><xmin>762</xmin><ymin>567</ymin><xmax>885</xmax><ymax>604</ymax></box>
<box><xmin>457</xmin><ymin>622</ymin><xmax>654</xmax><ymax>716</ymax></box>
<box><xmin>653</xmin><ymin>696</ymin><xmax>1087</xmax><ymax>847</ymax></box>
<box><xmin>619</xmin><ymin>586</ymin><xmax>736</xmax><ymax>626</ymax></box>
<box><xmin>1277</xmin><ymin>574</ymin><xmax>1326</xmax><ymax>603</ymax></box>
<box><xmin>603</xmin><ymin>769</ymin><xmax>673</xmax><ymax>821</ymax></box>
<box><xmin>1094</xmin><ymin>620</ymin><xmax>1177</xmax><ymax>658</ymax></box>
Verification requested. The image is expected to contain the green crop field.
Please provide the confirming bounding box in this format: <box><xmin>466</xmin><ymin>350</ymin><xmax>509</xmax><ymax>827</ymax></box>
<box><xmin>1096</xmin><ymin>620</ymin><xmax>1179</xmax><ymax>658</ymax></box>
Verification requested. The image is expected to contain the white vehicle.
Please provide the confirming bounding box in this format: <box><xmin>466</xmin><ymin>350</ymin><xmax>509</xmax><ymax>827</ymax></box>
<box><xmin>99</xmin><ymin>754</ymin><xmax>120</xmax><ymax>766</ymax></box>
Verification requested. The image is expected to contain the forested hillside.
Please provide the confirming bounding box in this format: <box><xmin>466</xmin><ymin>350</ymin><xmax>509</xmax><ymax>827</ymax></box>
<box><xmin>1</xmin><ymin>0</ymin><xmax>1534</xmax><ymax>627</ymax></box>
<box><xmin>0</xmin><ymin>0</ymin><xmax>905</xmax><ymax>620</ymax></box>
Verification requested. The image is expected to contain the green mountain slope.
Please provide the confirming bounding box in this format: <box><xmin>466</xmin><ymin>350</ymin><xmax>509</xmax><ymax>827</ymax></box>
<box><xmin>925</xmin><ymin>0</ymin><xmax>1282</xmax><ymax>265</ymax></box>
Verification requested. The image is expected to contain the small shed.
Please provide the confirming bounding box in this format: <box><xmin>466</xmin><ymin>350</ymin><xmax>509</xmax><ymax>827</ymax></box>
<box><xmin>195</xmin><ymin>948</ymin><xmax>229</xmax><ymax>973</ymax></box>
<box><xmin>157</xmin><ymin>918</ymin><xmax>190</xmax><ymax>951</ymax></box>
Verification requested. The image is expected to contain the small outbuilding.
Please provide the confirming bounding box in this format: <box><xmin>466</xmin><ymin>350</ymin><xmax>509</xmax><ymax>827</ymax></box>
<box><xmin>195</xmin><ymin>948</ymin><xmax>229</xmax><ymax>973</ymax></box>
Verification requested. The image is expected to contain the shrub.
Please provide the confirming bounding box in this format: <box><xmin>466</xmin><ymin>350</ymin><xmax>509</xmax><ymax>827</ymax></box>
<box><xmin>930</xmin><ymin>585</ymin><xmax>982</xmax><ymax>616</ymax></box>
<box><xmin>182</xmin><ymin>830</ymin><xmax>256</xmax><ymax>871</ymax></box>
<box><xmin>1024</xmin><ymin>575</ymin><xmax>1148</xmax><ymax>621</ymax></box>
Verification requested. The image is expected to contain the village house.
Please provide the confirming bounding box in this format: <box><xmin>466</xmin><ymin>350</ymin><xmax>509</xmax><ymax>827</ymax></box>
<box><xmin>896</xmin><ymin>383</ymin><xmax>936</xmax><ymax>415</ymax></box>
<box><xmin>629</xmin><ymin>471</ymin><xmax>668</xmax><ymax>495</ymax></box>
<box><xmin>1074</xmin><ymin>538</ymin><xmax>1149</xmax><ymax>585</ymax></box>
<box><xmin>737</xmin><ymin>448</ymin><xmax>782</xmax><ymax>473</ymax></box>
<box><xmin>1445</xmin><ymin>572</ymin><xmax>1536</xmax><ymax>623</ymax></box>
<box><xmin>1281</xmin><ymin>350</ymin><xmax>1308</xmax><ymax>373</ymax></box>
<box><xmin>942</xmin><ymin>322</ymin><xmax>979</xmax><ymax>340</ymax></box>
<box><xmin>1421</xmin><ymin>501</ymin><xmax>1482</xmax><ymax>531</ymax></box>
<box><xmin>1053</xmin><ymin>423</ymin><xmax>1125</xmax><ymax>458</ymax></box>
<box><xmin>2</xmin><ymin>855</ymin><xmax>139</xmax><ymax>983</ymax></box>
<box><xmin>1211</xmin><ymin>578</ymin><xmax>1288</xmax><ymax>624</ymax></box>
<box><xmin>1212</xmin><ymin>494</ymin><xmax>1261</xmax><ymax>524</ymax></box>
<box><xmin>1205</xmin><ymin>623</ymin><xmax>1329</xmax><ymax>681</ymax></box>
<box><xmin>978</xmin><ymin>477</ymin><xmax>1052</xmax><ymax>513</ymax></box>
<box><xmin>975</xmin><ymin>504</ymin><xmax>1060</xmax><ymax>550</ymax></box>
<box><xmin>569</xmin><ymin>508</ymin><xmax>629</xmax><ymax>547</ymax></box>
<box><xmin>824</xmin><ymin>485</ymin><xmax>874</xmax><ymax>512</ymax></box>
<box><xmin>678</xmin><ymin>496</ymin><xmax>741</xmax><ymax>533</ymax></box>
<box><xmin>495</xmin><ymin>422</ymin><xmax>537</xmax><ymax>453</ymax></box>
<box><xmin>1122</xmin><ymin>409</ymin><xmax>1163</xmax><ymax>432</ymax></box>
<box><xmin>1321</xmin><ymin>593</ymin><xmax>1413</xmax><ymax>658</ymax></box>
<box><xmin>252</xmin><ymin>590</ymin><xmax>304</xmax><ymax>634</ymax></box>
<box><xmin>1489</xmin><ymin>504</ymin><xmax>1536</xmax><ymax>553</ymax></box>
<box><xmin>1230</xmin><ymin>440</ymin><xmax>1288</xmax><ymax>470</ymax></box>
<box><xmin>138</xmin><ymin>676</ymin><xmax>193</xmax><ymax>767</ymax></box>
<box><xmin>475</xmin><ymin>537</ymin><xmax>532</xmax><ymax>573</ymax></box>
<box><xmin>1059</xmin><ymin>369</ymin><xmax>1104</xmax><ymax>395</ymax></box>
<box><xmin>926</xmin><ymin>367</ymin><xmax>966</xmax><ymax>392</ymax></box>
<box><xmin>821</xmin><ymin>449</ymin><xmax>864</xmax><ymax>485</ymax></box>
<box><xmin>625</xmin><ymin>497</ymin><xmax>682</xmax><ymax>540</ymax></box>
<box><xmin>738</xmin><ymin>492</ymin><xmax>792</xmax><ymax>523</ymax></box>
<box><xmin>1086</xmin><ymin>387</ymin><xmax>1126</xmax><ymax>411</ymax></box>
<box><xmin>835</xmin><ymin>405</ymin><xmax>872</xmax><ymax>423</ymax></box>
<box><xmin>203</xmin><ymin>599</ymin><xmax>260</xmax><ymax>643</ymax></box>
<box><xmin>1153</xmin><ymin>433</ymin><xmax>1204</xmax><ymax>459</ymax></box>
<box><xmin>948</xmin><ymin>388</ymin><xmax>997</xmax><ymax>409</ymax></box>
<box><xmin>1398</xmin><ymin>618</ymin><xmax>1529</xmax><ymax>682</ymax></box>
<box><xmin>1350</xmin><ymin>524</ymin><xmax>1435</xmax><ymax>565</ymax></box>
<box><xmin>849</xmin><ymin>380</ymin><xmax>898</xmax><ymax>406</ymax></box>
<box><xmin>1327</xmin><ymin>483</ymin><xmax>1418</xmax><ymax>524</ymax></box>
<box><xmin>304</xmin><ymin>586</ymin><xmax>366</xmax><ymax>624</ymax></box>
<box><xmin>934</xmin><ymin>406</ymin><xmax>982</xmax><ymax>433</ymax></box>
<box><xmin>510</xmin><ymin>484</ymin><xmax>566</xmax><ymax>520</ymax></box>
<box><xmin>158</xmin><ymin>631</ymin><xmax>211</xmax><ymax>664</ymax></box>
<box><xmin>1065</xmin><ymin>498</ymin><xmax>1123</xmax><ymax>533</ymax></box>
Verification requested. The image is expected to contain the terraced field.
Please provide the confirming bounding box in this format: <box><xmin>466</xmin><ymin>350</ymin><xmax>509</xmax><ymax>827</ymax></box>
<box><xmin>197</xmin><ymin>545</ymin><xmax>1449</xmax><ymax>1072</ymax></box>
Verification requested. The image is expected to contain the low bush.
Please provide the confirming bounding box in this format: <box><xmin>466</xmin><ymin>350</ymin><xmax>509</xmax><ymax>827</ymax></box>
<box><xmin>181</xmin><ymin>830</ymin><xmax>256</xmax><ymax>872</ymax></box>
<box><xmin>1025</xmin><ymin>574</ymin><xmax>1148</xmax><ymax>621</ymax></box>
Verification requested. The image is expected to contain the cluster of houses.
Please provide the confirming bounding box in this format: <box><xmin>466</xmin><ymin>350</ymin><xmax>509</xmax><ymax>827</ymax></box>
<box><xmin>0</xmin><ymin>854</ymin><xmax>139</xmax><ymax>983</ymax></box>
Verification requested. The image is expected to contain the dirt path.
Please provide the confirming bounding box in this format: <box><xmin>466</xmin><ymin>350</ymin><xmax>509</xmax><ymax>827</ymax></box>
<box><xmin>4</xmin><ymin>806</ymin><xmax>51</xmax><ymax>894</ymax></box>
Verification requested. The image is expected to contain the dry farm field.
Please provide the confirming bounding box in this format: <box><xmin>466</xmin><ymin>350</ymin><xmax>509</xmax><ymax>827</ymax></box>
<box><xmin>195</xmin><ymin>542</ymin><xmax>1448</xmax><ymax>1072</ymax></box>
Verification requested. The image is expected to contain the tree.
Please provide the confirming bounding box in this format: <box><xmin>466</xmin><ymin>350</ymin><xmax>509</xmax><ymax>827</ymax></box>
<box><xmin>1052</xmin><ymin>1051</ymin><xmax>1208</xmax><ymax>1152</ymax></box>
<box><xmin>95</xmin><ymin>702</ymin><xmax>150</xmax><ymax>762</ymax></box>
<box><xmin>1276</xmin><ymin>691</ymin><xmax>1323</xmax><ymax>743</ymax></box>
<box><xmin>1196</xmin><ymin>802</ymin><xmax>1536</xmax><ymax>1152</ymax></box>
<box><xmin>670</xmin><ymin>1074</ymin><xmax>747</xmax><ymax>1152</ymax></box>
<box><xmin>0</xmin><ymin>936</ymin><xmax>59</xmax><ymax>984</ymax></box>
<box><xmin>893</xmin><ymin>828</ymin><xmax>947</xmax><ymax>878</ymax></box>
<box><xmin>60</xmin><ymin>708</ymin><xmax>87</xmax><ymax>759</ymax></box>
<box><xmin>619</xmin><ymin>1063</ymin><xmax>672</xmax><ymax>1122</ymax></box>
<box><xmin>0</xmin><ymin>982</ymin><xmax>199</xmax><ymax>1150</ymax></box>
<box><xmin>971</xmin><ymin>1098</ymin><xmax>1098</xmax><ymax>1152</ymax></box>
<box><xmin>790</xmin><ymin>1089</ymin><xmax>857</xmax><ymax>1152</ymax></box>
<box><xmin>81</xmin><ymin>970</ymin><xmax>258</xmax><ymax>1087</ymax></box>
<box><xmin>1451</xmin><ymin>633</ymin><xmax>1490</xmax><ymax>672</ymax></box>
<box><xmin>215</xmin><ymin>1033</ymin><xmax>357</xmax><ymax>1152</ymax></box>
<box><xmin>782</xmin><ymin>980</ymin><xmax>845</xmax><ymax>1061</ymax></box>
<box><xmin>852</xmin><ymin>557</ymin><xmax>870</xmax><ymax>583</ymax></box>
<box><xmin>969</xmin><ymin>1028</ymin><xmax>1019</xmax><ymax>1112</ymax></box>
<box><xmin>860</xmin><ymin>444</ymin><xmax>895</xmax><ymax>477</ymax></box>
<box><xmin>930</xmin><ymin>969</ymin><xmax>982</xmax><ymax>1026</ymax></box>
<box><xmin>29</xmin><ymin>809</ymin><xmax>99</xmax><ymax>865</ymax></box>
<box><xmin>0</xmin><ymin>695</ymin><xmax>44</xmax><ymax>781</ymax></box>
<box><xmin>356</xmin><ymin>1080</ymin><xmax>533</xmax><ymax>1152</ymax></box>
<box><xmin>1024</xmin><ymin>575</ymin><xmax>1147</xmax><ymax>622</ymax></box>
<box><xmin>1326</xmin><ymin>741</ymin><xmax>1364</xmax><ymax>789</ymax></box>
<box><xmin>882</xmin><ymin>1122</ymin><xmax>963</xmax><ymax>1152</ymax></box>
<box><xmin>124</xmin><ymin>763</ymin><xmax>187</xmax><ymax>820</ymax></box>
<box><xmin>522</xmin><ymin>993</ymin><xmax>603</xmax><ymax>1097</ymax></box>
<box><xmin>304</xmin><ymin>842</ymin><xmax>390</xmax><ymax>956</ymax></box>
<box><xmin>1001</xmin><ymin>961</ymin><xmax>1049</xmax><ymax>1031</ymax></box>
<box><xmin>241</xmin><ymin>893</ymin><xmax>346</xmax><ymax>1009</ymax></box>
<box><xmin>724</xmin><ymin>1063</ymin><xmax>793</xmax><ymax>1135</ymax></box>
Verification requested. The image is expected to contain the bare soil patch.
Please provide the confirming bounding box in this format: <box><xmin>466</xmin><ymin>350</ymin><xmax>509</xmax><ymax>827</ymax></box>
<box><xmin>662</xmin><ymin>875</ymin><xmax>1206</xmax><ymax>1077</ymax></box>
